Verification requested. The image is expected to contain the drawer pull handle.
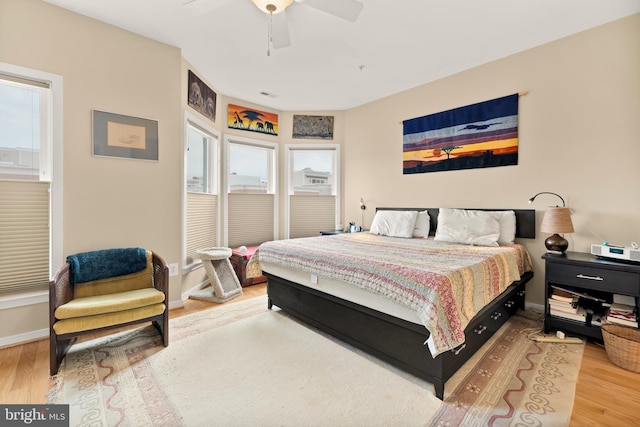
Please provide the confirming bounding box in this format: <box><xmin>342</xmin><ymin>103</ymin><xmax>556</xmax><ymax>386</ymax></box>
<box><xmin>491</xmin><ymin>312</ymin><xmax>502</xmax><ymax>320</ymax></box>
<box><xmin>453</xmin><ymin>344</ymin><xmax>466</xmax><ymax>355</ymax></box>
<box><xmin>517</xmin><ymin>290</ymin><xmax>525</xmax><ymax>297</ymax></box>
<box><xmin>576</xmin><ymin>274</ymin><xmax>604</xmax><ymax>281</ymax></box>
<box><xmin>505</xmin><ymin>300</ymin><xmax>515</xmax><ymax>308</ymax></box>
<box><xmin>474</xmin><ymin>325</ymin><xmax>487</xmax><ymax>334</ymax></box>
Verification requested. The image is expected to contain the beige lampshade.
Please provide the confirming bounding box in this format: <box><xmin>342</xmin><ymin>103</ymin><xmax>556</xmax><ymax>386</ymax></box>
<box><xmin>540</xmin><ymin>207</ymin><xmax>574</xmax><ymax>234</ymax></box>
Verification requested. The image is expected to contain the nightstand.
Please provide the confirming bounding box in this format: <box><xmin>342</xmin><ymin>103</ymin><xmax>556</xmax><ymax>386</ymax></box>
<box><xmin>543</xmin><ymin>251</ymin><xmax>640</xmax><ymax>341</ymax></box>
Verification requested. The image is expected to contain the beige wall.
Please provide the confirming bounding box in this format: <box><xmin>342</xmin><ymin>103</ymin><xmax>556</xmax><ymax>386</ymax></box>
<box><xmin>344</xmin><ymin>14</ymin><xmax>640</xmax><ymax>305</ymax></box>
<box><xmin>0</xmin><ymin>0</ymin><xmax>183</xmax><ymax>341</ymax></box>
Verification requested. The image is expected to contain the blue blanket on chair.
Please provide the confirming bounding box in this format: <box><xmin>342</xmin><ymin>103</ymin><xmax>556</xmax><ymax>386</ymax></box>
<box><xmin>66</xmin><ymin>247</ymin><xmax>148</xmax><ymax>284</ymax></box>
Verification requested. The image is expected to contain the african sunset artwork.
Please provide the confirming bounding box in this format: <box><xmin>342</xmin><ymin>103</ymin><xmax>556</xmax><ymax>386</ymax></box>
<box><xmin>227</xmin><ymin>104</ymin><xmax>279</xmax><ymax>136</ymax></box>
<box><xmin>402</xmin><ymin>94</ymin><xmax>519</xmax><ymax>174</ymax></box>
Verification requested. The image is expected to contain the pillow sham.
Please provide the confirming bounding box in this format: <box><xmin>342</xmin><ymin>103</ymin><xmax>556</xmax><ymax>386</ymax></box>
<box><xmin>370</xmin><ymin>210</ymin><xmax>419</xmax><ymax>238</ymax></box>
<box><xmin>434</xmin><ymin>208</ymin><xmax>500</xmax><ymax>246</ymax></box>
<box><xmin>487</xmin><ymin>210</ymin><xmax>517</xmax><ymax>244</ymax></box>
<box><xmin>413</xmin><ymin>210</ymin><xmax>430</xmax><ymax>238</ymax></box>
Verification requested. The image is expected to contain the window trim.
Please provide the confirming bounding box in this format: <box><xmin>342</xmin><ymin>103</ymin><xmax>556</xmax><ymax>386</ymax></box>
<box><xmin>182</xmin><ymin>111</ymin><xmax>220</xmax><ymax>272</ymax></box>
<box><xmin>284</xmin><ymin>143</ymin><xmax>340</xmax><ymax>239</ymax></box>
<box><xmin>0</xmin><ymin>62</ymin><xmax>63</xmax><ymax>300</ymax></box>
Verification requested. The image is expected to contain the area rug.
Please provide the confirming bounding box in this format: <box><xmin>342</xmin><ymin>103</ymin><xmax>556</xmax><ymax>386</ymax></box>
<box><xmin>48</xmin><ymin>296</ymin><xmax>584</xmax><ymax>426</ymax></box>
<box><xmin>434</xmin><ymin>313</ymin><xmax>584</xmax><ymax>426</ymax></box>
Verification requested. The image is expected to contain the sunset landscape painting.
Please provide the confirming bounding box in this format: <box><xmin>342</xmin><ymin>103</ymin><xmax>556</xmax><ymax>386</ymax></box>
<box><xmin>227</xmin><ymin>104</ymin><xmax>279</xmax><ymax>136</ymax></box>
<box><xmin>402</xmin><ymin>94</ymin><xmax>519</xmax><ymax>174</ymax></box>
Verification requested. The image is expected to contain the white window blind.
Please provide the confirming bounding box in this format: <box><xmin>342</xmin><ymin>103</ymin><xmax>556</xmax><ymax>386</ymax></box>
<box><xmin>227</xmin><ymin>193</ymin><xmax>274</xmax><ymax>248</ymax></box>
<box><xmin>285</xmin><ymin>144</ymin><xmax>339</xmax><ymax>239</ymax></box>
<box><xmin>186</xmin><ymin>192</ymin><xmax>217</xmax><ymax>265</ymax></box>
<box><xmin>0</xmin><ymin>180</ymin><xmax>50</xmax><ymax>293</ymax></box>
<box><xmin>289</xmin><ymin>195</ymin><xmax>336</xmax><ymax>238</ymax></box>
<box><xmin>184</xmin><ymin>114</ymin><xmax>219</xmax><ymax>267</ymax></box>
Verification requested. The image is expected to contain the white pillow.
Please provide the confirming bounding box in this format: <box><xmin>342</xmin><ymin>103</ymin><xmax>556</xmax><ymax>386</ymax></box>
<box><xmin>487</xmin><ymin>210</ymin><xmax>516</xmax><ymax>245</ymax></box>
<box><xmin>434</xmin><ymin>208</ymin><xmax>500</xmax><ymax>247</ymax></box>
<box><xmin>413</xmin><ymin>210</ymin><xmax>430</xmax><ymax>238</ymax></box>
<box><xmin>370</xmin><ymin>210</ymin><xmax>419</xmax><ymax>238</ymax></box>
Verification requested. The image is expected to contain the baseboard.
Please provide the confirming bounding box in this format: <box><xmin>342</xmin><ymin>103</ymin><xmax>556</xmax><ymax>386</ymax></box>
<box><xmin>169</xmin><ymin>298</ymin><xmax>185</xmax><ymax>310</ymax></box>
<box><xmin>525</xmin><ymin>301</ymin><xmax>544</xmax><ymax>313</ymax></box>
<box><xmin>0</xmin><ymin>328</ymin><xmax>48</xmax><ymax>349</ymax></box>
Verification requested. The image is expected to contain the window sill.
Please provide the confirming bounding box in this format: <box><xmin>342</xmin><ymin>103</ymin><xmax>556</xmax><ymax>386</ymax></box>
<box><xmin>182</xmin><ymin>260</ymin><xmax>203</xmax><ymax>275</ymax></box>
<box><xmin>0</xmin><ymin>290</ymin><xmax>48</xmax><ymax>310</ymax></box>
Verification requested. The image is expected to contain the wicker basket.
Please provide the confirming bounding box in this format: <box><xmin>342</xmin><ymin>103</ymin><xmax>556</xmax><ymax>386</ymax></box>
<box><xmin>601</xmin><ymin>323</ymin><xmax>640</xmax><ymax>373</ymax></box>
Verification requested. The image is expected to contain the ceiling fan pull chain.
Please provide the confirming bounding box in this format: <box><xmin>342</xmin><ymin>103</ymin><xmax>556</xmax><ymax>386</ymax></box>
<box><xmin>267</xmin><ymin>12</ymin><xmax>271</xmax><ymax>56</ymax></box>
<box><xmin>266</xmin><ymin>5</ymin><xmax>276</xmax><ymax>57</ymax></box>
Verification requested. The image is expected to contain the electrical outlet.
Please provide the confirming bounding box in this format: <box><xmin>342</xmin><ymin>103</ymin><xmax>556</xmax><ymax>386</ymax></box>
<box><xmin>310</xmin><ymin>274</ymin><xmax>318</xmax><ymax>284</ymax></box>
<box><xmin>168</xmin><ymin>263</ymin><xmax>179</xmax><ymax>277</ymax></box>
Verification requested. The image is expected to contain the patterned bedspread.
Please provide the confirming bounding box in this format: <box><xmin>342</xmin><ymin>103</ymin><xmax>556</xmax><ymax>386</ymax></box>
<box><xmin>247</xmin><ymin>232</ymin><xmax>532</xmax><ymax>356</ymax></box>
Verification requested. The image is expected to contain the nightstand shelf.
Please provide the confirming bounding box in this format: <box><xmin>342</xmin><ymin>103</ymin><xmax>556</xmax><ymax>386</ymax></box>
<box><xmin>543</xmin><ymin>251</ymin><xmax>640</xmax><ymax>341</ymax></box>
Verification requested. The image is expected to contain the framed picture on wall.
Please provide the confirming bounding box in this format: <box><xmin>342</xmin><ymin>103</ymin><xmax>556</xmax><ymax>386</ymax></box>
<box><xmin>292</xmin><ymin>115</ymin><xmax>334</xmax><ymax>140</ymax></box>
<box><xmin>227</xmin><ymin>103</ymin><xmax>278</xmax><ymax>135</ymax></box>
<box><xmin>187</xmin><ymin>70</ymin><xmax>217</xmax><ymax>122</ymax></box>
<box><xmin>92</xmin><ymin>110</ymin><xmax>159</xmax><ymax>161</ymax></box>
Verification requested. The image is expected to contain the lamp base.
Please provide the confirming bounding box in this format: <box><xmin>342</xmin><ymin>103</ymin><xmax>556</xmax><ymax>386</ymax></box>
<box><xmin>545</xmin><ymin>233</ymin><xmax>568</xmax><ymax>254</ymax></box>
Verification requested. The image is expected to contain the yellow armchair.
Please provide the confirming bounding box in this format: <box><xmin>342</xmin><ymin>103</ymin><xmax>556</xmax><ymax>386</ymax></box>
<box><xmin>49</xmin><ymin>248</ymin><xmax>169</xmax><ymax>375</ymax></box>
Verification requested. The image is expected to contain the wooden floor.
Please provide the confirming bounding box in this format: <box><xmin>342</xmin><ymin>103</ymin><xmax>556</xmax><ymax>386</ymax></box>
<box><xmin>1</xmin><ymin>282</ymin><xmax>639</xmax><ymax>426</ymax></box>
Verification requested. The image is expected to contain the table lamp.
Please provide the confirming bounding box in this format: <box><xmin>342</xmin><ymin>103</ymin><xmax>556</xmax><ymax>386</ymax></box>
<box><xmin>528</xmin><ymin>192</ymin><xmax>574</xmax><ymax>254</ymax></box>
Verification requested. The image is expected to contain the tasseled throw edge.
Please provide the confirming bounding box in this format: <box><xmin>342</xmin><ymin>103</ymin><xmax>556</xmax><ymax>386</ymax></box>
<box><xmin>46</xmin><ymin>373</ymin><xmax>64</xmax><ymax>404</ymax></box>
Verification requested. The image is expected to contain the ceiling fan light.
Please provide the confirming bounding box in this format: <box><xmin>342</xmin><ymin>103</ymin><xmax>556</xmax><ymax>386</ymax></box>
<box><xmin>251</xmin><ymin>0</ymin><xmax>294</xmax><ymax>14</ymax></box>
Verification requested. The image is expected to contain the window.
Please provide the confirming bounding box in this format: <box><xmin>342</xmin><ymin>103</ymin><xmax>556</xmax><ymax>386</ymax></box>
<box><xmin>225</xmin><ymin>136</ymin><xmax>278</xmax><ymax>248</ymax></box>
<box><xmin>286</xmin><ymin>144</ymin><xmax>340</xmax><ymax>238</ymax></box>
<box><xmin>0</xmin><ymin>76</ymin><xmax>49</xmax><ymax>181</ymax></box>
<box><xmin>0</xmin><ymin>63</ymin><xmax>62</xmax><ymax>297</ymax></box>
<box><xmin>227</xmin><ymin>142</ymin><xmax>275</xmax><ymax>194</ymax></box>
<box><xmin>184</xmin><ymin>113</ymin><xmax>219</xmax><ymax>267</ymax></box>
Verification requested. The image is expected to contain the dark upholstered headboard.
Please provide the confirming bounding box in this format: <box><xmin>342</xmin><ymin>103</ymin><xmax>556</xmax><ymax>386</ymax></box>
<box><xmin>375</xmin><ymin>207</ymin><xmax>536</xmax><ymax>239</ymax></box>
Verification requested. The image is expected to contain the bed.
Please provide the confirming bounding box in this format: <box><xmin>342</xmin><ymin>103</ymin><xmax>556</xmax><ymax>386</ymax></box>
<box><xmin>247</xmin><ymin>207</ymin><xmax>535</xmax><ymax>399</ymax></box>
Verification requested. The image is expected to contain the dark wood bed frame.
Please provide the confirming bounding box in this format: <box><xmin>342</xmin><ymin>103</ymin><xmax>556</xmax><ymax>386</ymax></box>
<box><xmin>266</xmin><ymin>208</ymin><xmax>535</xmax><ymax>399</ymax></box>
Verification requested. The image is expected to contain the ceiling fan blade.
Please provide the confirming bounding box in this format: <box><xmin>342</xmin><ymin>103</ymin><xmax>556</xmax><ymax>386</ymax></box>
<box><xmin>271</xmin><ymin>10</ymin><xmax>291</xmax><ymax>49</ymax></box>
<box><xmin>182</xmin><ymin>0</ymin><xmax>234</xmax><ymax>16</ymax></box>
<box><xmin>296</xmin><ymin>0</ymin><xmax>363</xmax><ymax>22</ymax></box>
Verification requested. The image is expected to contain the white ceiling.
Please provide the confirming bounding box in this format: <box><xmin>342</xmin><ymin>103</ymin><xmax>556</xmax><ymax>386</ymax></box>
<box><xmin>42</xmin><ymin>0</ymin><xmax>640</xmax><ymax>111</ymax></box>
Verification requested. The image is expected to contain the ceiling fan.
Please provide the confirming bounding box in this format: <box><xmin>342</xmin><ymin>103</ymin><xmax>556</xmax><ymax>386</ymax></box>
<box><xmin>258</xmin><ymin>0</ymin><xmax>365</xmax><ymax>54</ymax></box>
<box><xmin>185</xmin><ymin>0</ymin><xmax>364</xmax><ymax>54</ymax></box>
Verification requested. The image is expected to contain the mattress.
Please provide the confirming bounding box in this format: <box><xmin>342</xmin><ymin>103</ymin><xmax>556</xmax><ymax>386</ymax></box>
<box><xmin>248</xmin><ymin>232</ymin><xmax>532</xmax><ymax>356</ymax></box>
<box><xmin>260</xmin><ymin>261</ymin><xmax>423</xmax><ymax>325</ymax></box>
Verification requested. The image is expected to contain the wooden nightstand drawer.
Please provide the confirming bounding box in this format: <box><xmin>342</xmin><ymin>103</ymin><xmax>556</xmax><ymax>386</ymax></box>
<box><xmin>548</xmin><ymin>264</ymin><xmax>640</xmax><ymax>294</ymax></box>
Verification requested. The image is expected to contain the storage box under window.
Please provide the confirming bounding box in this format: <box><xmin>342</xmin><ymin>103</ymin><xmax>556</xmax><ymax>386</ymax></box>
<box><xmin>230</xmin><ymin>246</ymin><xmax>267</xmax><ymax>287</ymax></box>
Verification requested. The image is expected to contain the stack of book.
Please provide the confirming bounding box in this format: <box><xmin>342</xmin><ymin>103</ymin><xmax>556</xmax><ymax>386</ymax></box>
<box><xmin>548</xmin><ymin>288</ymin><xmax>587</xmax><ymax>323</ymax></box>
<box><xmin>606</xmin><ymin>294</ymin><xmax>638</xmax><ymax>328</ymax></box>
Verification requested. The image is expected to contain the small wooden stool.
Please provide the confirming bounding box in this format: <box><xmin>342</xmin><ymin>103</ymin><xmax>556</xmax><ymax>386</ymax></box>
<box><xmin>190</xmin><ymin>247</ymin><xmax>243</xmax><ymax>303</ymax></box>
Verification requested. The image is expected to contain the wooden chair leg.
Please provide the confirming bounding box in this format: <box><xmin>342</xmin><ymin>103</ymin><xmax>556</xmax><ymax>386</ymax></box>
<box><xmin>152</xmin><ymin>311</ymin><xmax>169</xmax><ymax>347</ymax></box>
<box><xmin>50</xmin><ymin>334</ymin><xmax>76</xmax><ymax>376</ymax></box>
